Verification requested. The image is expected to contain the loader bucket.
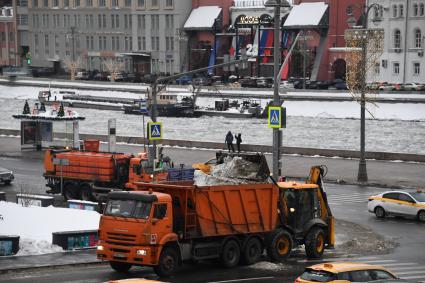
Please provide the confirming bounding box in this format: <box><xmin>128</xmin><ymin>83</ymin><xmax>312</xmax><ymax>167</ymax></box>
<box><xmin>215</xmin><ymin>151</ymin><xmax>270</xmax><ymax>181</ymax></box>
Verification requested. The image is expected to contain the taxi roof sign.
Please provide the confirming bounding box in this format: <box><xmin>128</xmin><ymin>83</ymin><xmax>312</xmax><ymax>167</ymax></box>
<box><xmin>148</xmin><ymin>122</ymin><xmax>163</xmax><ymax>141</ymax></box>
<box><xmin>268</xmin><ymin>106</ymin><xmax>286</xmax><ymax>128</ymax></box>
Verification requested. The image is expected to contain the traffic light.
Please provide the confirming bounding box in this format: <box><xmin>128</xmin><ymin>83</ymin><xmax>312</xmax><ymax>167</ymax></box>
<box><xmin>27</xmin><ymin>59</ymin><xmax>32</xmax><ymax>65</ymax></box>
<box><xmin>26</xmin><ymin>52</ymin><xmax>32</xmax><ymax>65</ymax></box>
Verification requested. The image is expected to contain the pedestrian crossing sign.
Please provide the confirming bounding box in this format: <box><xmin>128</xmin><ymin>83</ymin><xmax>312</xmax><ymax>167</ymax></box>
<box><xmin>148</xmin><ymin>122</ymin><xmax>163</xmax><ymax>141</ymax></box>
<box><xmin>268</xmin><ymin>106</ymin><xmax>286</xmax><ymax>128</ymax></box>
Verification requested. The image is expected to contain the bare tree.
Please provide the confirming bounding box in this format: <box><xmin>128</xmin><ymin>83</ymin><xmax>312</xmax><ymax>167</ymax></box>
<box><xmin>103</xmin><ymin>58</ymin><xmax>124</xmax><ymax>82</ymax></box>
<box><xmin>345</xmin><ymin>29</ymin><xmax>384</xmax><ymax>115</ymax></box>
<box><xmin>63</xmin><ymin>57</ymin><xmax>84</xmax><ymax>81</ymax></box>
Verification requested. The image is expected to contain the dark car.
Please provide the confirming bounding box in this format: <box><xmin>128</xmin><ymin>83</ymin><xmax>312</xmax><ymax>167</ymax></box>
<box><xmin>240</xmin><ymin>77</ymin><xmax>257</xmax><ymax>88</ymax></box>
<box><xmin>0</xmin><ymin>167</ymin><xmax>14</xmax><ymax>185</ymax></box>
<box><xmin>31</xmin><ymin>67</ymin><xmax>55</xmax><ymax>78</ymax></box>
<box><xmin>175</xmin><ymin>75</ymin><xmax>193</xmax><ymax>85</ymax></box>
<box><xmin>125</xmin><ymin>73</ymin><xmax>142</xmax><ymax>83</ymax></box>
<box><xmin>293</xmin><ymin>79</ymin><xmax>309</xmax><ymax>89</ymax></box>
<box><xmin>335</xmin><ymin>81</ymin><xmax>348</xmax><ymax>90</ymax></box>
<box><xmin>93</xmin><ymin>72</ymin><xmax>108</xmax><ymax>81</ymax></box>
<box><xmin>316</xmin><ymin>81</ymin><xmax>330</xmax><ymax>89</ymax></box>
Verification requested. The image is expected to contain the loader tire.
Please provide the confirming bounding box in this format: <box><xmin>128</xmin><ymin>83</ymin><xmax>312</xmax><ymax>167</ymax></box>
<box><xmin>153</xmin><ymin>247</ymin><xmax>178</xmax><ymax>277</ymax></box>
<box><xmin>305</xmin><ymin>227</ymin><xmax>325</xmax><ymax>259</ymax></box>
<box><xmin>242</xmin><ymin>237</ymin><xmax>262</xmax><ymax>265</ymax></box>
<box><xmin>109</xmin><ymin>261</ymin><xmax>132</xmax><ymax>273</ymax></box>
<box><xmin>266</xmin><ymin>230</ymin><xmax>292</xmax><ymax>262</ymax></box>
<box><xmin>221</xmin><ymin>239</ymin><xmax>240</xmax><ymax>268</ymax></box>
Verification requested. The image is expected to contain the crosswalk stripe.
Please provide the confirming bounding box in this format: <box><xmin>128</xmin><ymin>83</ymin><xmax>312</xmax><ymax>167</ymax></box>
<box><xmin>356</xmin><ymin>259</ymin><xmax>397</xmax><ymax>263</ymax></box>
<box><xmin>392</xmin><ymin>266</ymin><xmax>425</xmax><ymax>271</ymax></box>
<box><xmin>400</xmin><ymin>275</ymin><xmax>425</xmax><ymax>280</ymax></box>
<box><xmin>379</xmin><ymin>262</ymin><xmax>419</xmax><ymax>267</ymax></box>
<box><xmin>397</xmin><ymin>270</ymin><xmax>425</xmax><ymax>275</ymax></box>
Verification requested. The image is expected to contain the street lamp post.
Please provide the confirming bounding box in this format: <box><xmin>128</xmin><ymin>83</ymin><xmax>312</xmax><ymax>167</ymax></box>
<box><xmin>346</xmin><ymin>3</ymin><xmax>382</xmax><ymax>183</ymax></box>
<box><xmin>265</xmin><ymin>0</ymin><xmax>290</xmax><ymax>180</ymax></box>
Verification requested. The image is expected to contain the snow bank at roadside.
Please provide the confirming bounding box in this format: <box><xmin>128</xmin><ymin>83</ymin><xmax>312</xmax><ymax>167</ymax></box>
<box><xmin>0</xmin><ymin>201</ymin><xmax>100</xmax><ymax>255</ymax></box>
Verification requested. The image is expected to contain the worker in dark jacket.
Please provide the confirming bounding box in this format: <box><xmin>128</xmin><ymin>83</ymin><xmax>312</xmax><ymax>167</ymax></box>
<box><xmin>225</xmin><ymin>131</ymin><xmax>235</xmax><ymax>152</ymax></box>
<box><xmin>235</xmin><ymin>133</ymin><xmax>242</xmax><ymax>153</ymax></box>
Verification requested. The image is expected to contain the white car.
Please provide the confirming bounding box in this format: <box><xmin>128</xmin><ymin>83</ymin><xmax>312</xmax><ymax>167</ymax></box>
<box><xmin>368</xmin><ymin>190</ymin><xmax>425</xmax><ymax>222</ymax></box>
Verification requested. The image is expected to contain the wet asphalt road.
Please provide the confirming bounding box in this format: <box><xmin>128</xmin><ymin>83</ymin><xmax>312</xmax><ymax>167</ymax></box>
<box><xmin>0</xmin><ymin>155</ymin><xmax>424</xmax><ymax>283</ymax></box>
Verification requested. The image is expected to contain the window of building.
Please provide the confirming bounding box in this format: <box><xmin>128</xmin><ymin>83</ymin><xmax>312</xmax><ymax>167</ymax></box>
<box><xmin>89</xmin><ymin>14</ymin><xmax>93</xmax><ymax>27</ymax></box>
<box><xmin>17</xmin><ymin>0</ymin><xmax>28</xmax><ymax>7</ymax></box>
<box><xmin>64</xmin><ymin>0</ymin><xmax>69</xmax><ymax>7</ymax></box>
<box><xmin>165</xmin><ymin>0</ymin><xmax>172</xmax><ymax>7</ymax></box>
<box><xmin>393</xmin><ymin>4</ymin><xmax>397</xmax><ymax>17</ymax></box>
<box><xmin>103</xmin><ymin>14</ymin><xmax>106</xmax><ymax>27</ymax></box>
<box><xmin>142</xmin><ymin>36</ymin><xmax>146</xmax><ymax>49</ymax></box>
<box><xmin>137</xmin><ymin>36</ymin><xmax>141</xmax><ymax>50</ymax></box>
<box><xmin>414</xmin><ymin>62</ymin><xmax>420</xmax><ymax>75</ymax></box>
<box><xmin>151</xmin><ymin>0</ymin><xmax>157</xmax><ymax>8</ymax></box>
<box><xmin>75</xmin><ymin>0</ymin><xmax>80</xmax><ymax>7</ymax></box>
<box><xmin>124</xmin><ymin>14</ymin><xmax>128</xmax><ymax>28</ymax></box>
<box><xmin>116</xmin><ymin>15</ymin><xmax>119</xmax><ymax>28</ymax></box>
<box><xmin>55</xmin><ymin>35</ymin><xmax>59</xmax><ymax>55</ymax></box>
<box><xmin>45</xmin><ymin>34</ymin><xmax>49</xmax><ymax>56</ymax></box>
<box><xmin>421</xmin><ymin>3</ymin><xmax>425</xmax><ymax>16</ymax></box>
<box><xmin>33</xmin><ymin>0</ymin><xmax>38</xmax><ymax>7</ymax></box>
<box><xmin>112</xmin><ymin>0</ymin><xmax>118</xmax><ymax>7</ymax></box>
<box><xmin>99</xmin><ymin>0</ymin><xmax>105</xmax><ymax>7</ymax></box>
<box><xmin>86</xmin><ymin>36</ymin><xmax>90</xmax><ymax>49</ymax></box>
<box><xmin>374</xmin><ymin>63</ymin><xmax>380</xmax><ymax>75</ymax></box>
<box><xmin>103</xmin><ymin>36</ymin><xmax>107</xmax><ymax>49</ymax></box>
<box><xmin>125</xmin><ymin>0</ymin><xmax>131</xmax><ymax>7</ymax></box>
<box><xmin>111</xmin><ymin>14</ymin><xmax>115</xmax><ymax>28</ymax></box>
<box><xmin>53</xmin><ymin>0</ymin><xmax>58</xmax><ymax>7</ymax></box>
<box><xmin>86</xmin><ymin>0</ymin><xmax>92</xmax><ymax>6</ymax></box>
<box><xmin>393</xmin><ymin>62</ymin><xmax>400</xmax><ymax>74</ymax></box>
<box><xmin>399</xmin><ymin>4</ymin><xmax>404</xmax><ymax>17</ymax></box>
<box><xmin>414</xmin><ymin>3</ymin><xmax>418</xmax><ymax>16</ymax></box>
<box><xmin>394</xmin><ymin>29</ymin><xmax>401</xmax><ymax>48</ymax></box>
<box><xmin>43</xmin><ymin>0</ymin><xmax>48</xmax><ymax>7</ymax></box>
<box><xmin>98</xmin><ymin>14</ymin><xmax>101</xmax><ymax>27</ymax></box>
<box><xmin>414</xmin><ymin>29</ymin><xmax>422</xmax><ymax>48</ymax></box>
<box><xmin>138</xmin><ymin>0</ymin><xmax>144</xmax><ymax>7</ymax></box>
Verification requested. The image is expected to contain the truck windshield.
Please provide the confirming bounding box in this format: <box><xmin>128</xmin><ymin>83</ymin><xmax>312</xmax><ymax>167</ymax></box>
<box><xmin>104</xmin><ymin>199</ymin><xmax>152</xmax><ymax>219</ymax></box>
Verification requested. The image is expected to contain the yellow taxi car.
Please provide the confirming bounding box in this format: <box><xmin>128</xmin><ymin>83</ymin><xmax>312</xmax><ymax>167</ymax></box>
<box><xmin>368</xmin><ymin>190</ymin><xmax>425</xmax><ymax>222</ymax></box>
<box><xmin>295</xmin><ymin>262</ymin><xmax>398</xmax><ymax>282</ymax></box>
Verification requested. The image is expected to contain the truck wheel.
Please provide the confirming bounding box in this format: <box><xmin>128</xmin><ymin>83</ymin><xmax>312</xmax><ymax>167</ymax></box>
<box><xmin>153</xmin><ymin>247</ymin><xmax>178</xmax><ymax>277</ymax></box>
<box><xmin>242</xmin><ymin>237</ymin><xmax>262</xmax><ymax>265</ymax></box>
<box><xmin>305</xmin><ymin>227</ymin><xmax>325</xmax><ymax>259</ymax></box>
<box><xmin>266</xmin><ymin>230</ymin><xmax>293</xmax><ymax>262</ymax></box>
<box><xmin>80</xmin><ymin>184</ymin><xmax>94</xmax><ymax>201</ymax></box>
<box><xmin>221</xmin><ymin>239</ymin><xmax>240</xmax><ymax>268</ymax></box>
<box><xmin>109</xmin><ymin>261</ymin><xmax>132</xmax><ymax>273</ymax></box>
<box><xmin>63</xmin><ymin>183</ymin><xmax>79</xmax><ymax>201</ymax></box>
<box><xmin>4</xmin><ymin>180</ymin><xmax>11</xmax><ymax>185</ymax></box>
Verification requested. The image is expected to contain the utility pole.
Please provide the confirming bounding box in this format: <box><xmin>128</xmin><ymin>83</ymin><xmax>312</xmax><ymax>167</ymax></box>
<box><xmin>265</xmin><ymin>0</ymin><xmax>290</xmax><ymax>180</ymax></box>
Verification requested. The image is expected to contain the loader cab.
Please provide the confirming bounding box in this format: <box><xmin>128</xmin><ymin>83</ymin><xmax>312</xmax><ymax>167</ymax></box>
<box><xmin>278</xmin><ymin>183</ymin><xmax>323</xmax><ymax>233</ymax></box>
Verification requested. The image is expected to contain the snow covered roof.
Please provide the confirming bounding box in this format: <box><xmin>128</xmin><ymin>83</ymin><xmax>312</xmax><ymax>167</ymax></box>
<box><xmin>283</xmin><ymin>2</ymin><xmax>328</xmax><ymax>29</ymax></box>
<box><xmin>184</xmin><ymin>6</ymin><xmax>222</xmax><ymax>31</ymax></box>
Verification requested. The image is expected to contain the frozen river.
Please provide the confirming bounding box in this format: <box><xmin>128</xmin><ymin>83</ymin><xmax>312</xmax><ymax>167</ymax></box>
<box><xmin>1</xmin><ymin>85</ymin><xmax>424</xmax><ymax>154</ymax></box>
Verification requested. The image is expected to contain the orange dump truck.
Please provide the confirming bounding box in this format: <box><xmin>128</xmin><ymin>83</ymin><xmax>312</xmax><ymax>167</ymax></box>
<box><xmin>97</xmin><ymin>166</ymin><xmax>334</xmax><ymax>277</ymax></box>
<box><xmin>44</xmin><ymin>148</ymin><xmax>168</xmax><ymax>201</ymax></box>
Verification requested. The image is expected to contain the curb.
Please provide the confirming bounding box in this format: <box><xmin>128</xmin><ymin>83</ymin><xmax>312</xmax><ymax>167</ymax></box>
<box><xmin>0</xmin><ymin>260</ymin><xmax>105</xmax><ymax>275</ymax></box>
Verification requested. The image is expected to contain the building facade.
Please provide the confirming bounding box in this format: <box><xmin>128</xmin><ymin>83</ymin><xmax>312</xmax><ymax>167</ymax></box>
<box><xmin>293</xmin><ymin>0</ymin><xmax>365</xmax><ymax>81</ymax></box>
<box><xmin>367</xmin><ymin>0</ymin><xmax>425</xmax><ymax>84</ymax></box>
<box><xmin>17</xmin><ymin>0</ymin><xmax>191</xmax><ymax>75</ymax></box>
<box><xmin>0</xmin><ymin>6</ymin><xmax>17</xmax><ymax>67</ymax></box>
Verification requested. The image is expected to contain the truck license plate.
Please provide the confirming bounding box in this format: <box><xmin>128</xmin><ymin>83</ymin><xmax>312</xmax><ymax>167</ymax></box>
<box><xmin>114</xmin><ymin>253</ymin><xmax>126</xmax><ymax>258</ymax></box>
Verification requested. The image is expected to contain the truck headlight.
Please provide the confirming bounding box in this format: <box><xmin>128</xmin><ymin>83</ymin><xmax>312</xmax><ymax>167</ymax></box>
<box><xmin>136</xmin><ymin>249</ymin><xmax>147</xmax><ymax>256</ymax></box>
<box><xmin>97</xmin><ymin>245</ymin><xmax>104</xmax><ymax>251</ymax></box>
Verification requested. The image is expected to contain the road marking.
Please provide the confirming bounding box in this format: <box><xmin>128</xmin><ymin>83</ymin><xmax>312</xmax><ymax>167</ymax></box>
<box><xmin>401</xmin><ymin>275</ymin><xmax>425</xmax><ymax>280</ymax></box>
<box><xmin>208</xmin><ymin>277</ymin><xmax>275</xmax><ymax>283</ymax></box>
<box><xmin>357</xmin><ymin>259</ymin><xmax>397</xmax><ymax>263</ymax></box>
<box><xmin>397</xmin><ymin>270</ymin><xmax>425</xmax><ymax>275</ymax></box>
<box><xmin>392</xmin><ymin>266</ymin><xmax>425</xmax><ymax>271</ymax></box>
<box><xmin>379</xmin><ymin>262</ymin><xmax>419</xmax><ymax>267</ymax></box>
